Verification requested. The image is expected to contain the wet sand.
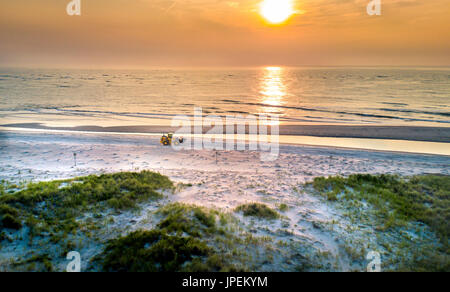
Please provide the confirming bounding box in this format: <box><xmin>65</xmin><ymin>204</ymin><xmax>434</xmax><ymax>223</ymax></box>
<box><xmin>2</xmin><ymin>123</ymin><xmax>450</xmax><ymax>143</ymax></box>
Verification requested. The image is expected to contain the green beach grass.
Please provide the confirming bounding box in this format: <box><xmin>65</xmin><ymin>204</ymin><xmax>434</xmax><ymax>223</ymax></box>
<box><xmin>309</xmin><ymin>174</ymin><xmax>450</xmax><ymax>271</ymax></box>
<box><xmin>235</xmin><ymin>203</ymin><xmax>280</xmax><ymax>220</ymax></box>
<box><xmin>97</xmin><ymin>203</ymin><xmax>246</xmax><ymax>272</ymax></box>
<box><xmin>0</xmin><ymin>171</ymin><xmax>449</xmax><ymax>272</ymax></box>
<box><xmin>0</xmin><ymin>171</ymin><xmax>173</xmax><ymax>238</ymax></box>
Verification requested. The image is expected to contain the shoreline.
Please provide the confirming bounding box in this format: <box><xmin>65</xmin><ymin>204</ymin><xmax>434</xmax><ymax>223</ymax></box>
<box><xmin>1</xmin><ymin>129</ymin><xmax>449</xmax><ymax>185</ymax></box>
<box><xmin>1</xmin><ymin>125</ymin><xmax>449</xmax><ymax>157</ymax></box>
<box><xmin>2</xmin><ymin>123</ymin><xmax>450</xmax><ymax>143</ymax></box>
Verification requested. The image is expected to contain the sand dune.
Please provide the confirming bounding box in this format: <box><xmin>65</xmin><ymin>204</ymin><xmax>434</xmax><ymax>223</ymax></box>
<box><xmin>0</xmin><ymin>130</ymin><xmax>448</xmax><ymax>271</ymax></box>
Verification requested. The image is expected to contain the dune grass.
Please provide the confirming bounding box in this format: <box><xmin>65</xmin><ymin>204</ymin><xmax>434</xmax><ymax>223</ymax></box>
<box><xmin>0</xmin><ymin>171</ymin><xmax>173</xmax><ymax>239</ymax></box>
<box><xmin>235</xmin><ymin>203</ymin><xmax>280</xmax><ymax>220</ymax></box>
<box><xmin>0</xmin><ymin>171</ymin><xmax>175</xmax><ymax>271</ymax></box>
<box><xmin>1</xmin><ymin>176</ymin><xmax>278</xmax><ymax>272</ymax></box>
<box><xmin>2</xmin><ymin>171</ymin><xmax>448</xmax><ymax>272</ymax></box>
<box><xmin>156</xmin><ymin>203</ymin><xmax>219</xmax><ymax>237</ymax></box>
<box><xmin>311</xmin><ymin>174</ymin><xmax>449</xmax><ymax>241</ymax></box>
<box><xmin>98</xmin><ymin>229</ymin><xmax>211</xmax><ymax>272</ymax></box>
<box><xmin>310</xmin><ymin>174</ymin><xmax>450</xmax><ymax>271</ymax></box>
<box><xmin>97</xmin><ymin>203</ymin><xmax>244</xmax><ymax>272</ymax></box>
<box><xmin>278</xmin><ymin>203</ymin><xmax>289</xmax><ymax>212</ymax></box>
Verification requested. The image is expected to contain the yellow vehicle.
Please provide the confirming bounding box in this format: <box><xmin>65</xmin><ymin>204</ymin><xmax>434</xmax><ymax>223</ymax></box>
<box><xmin>160</xmin><ymin>133</ymin><xmax>184</xmax><ymax>146</ymax></box>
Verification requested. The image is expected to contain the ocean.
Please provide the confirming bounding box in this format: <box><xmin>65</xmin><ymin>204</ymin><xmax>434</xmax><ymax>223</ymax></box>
<box><xmin>0</xmin><ymin>67</ymin><xmax>449</xmax><ymax>128</ymax></box>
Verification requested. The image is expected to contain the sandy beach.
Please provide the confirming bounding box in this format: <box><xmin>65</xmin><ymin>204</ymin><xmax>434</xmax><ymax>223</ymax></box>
<box><xmin>1</xmin><ymin>129</ymin><xmax>448</xmax><ymax>185</ymax></box>
<box><xmin>3</xmin><ymin>123</ymin><xmax>450</xmax><ymax>143</ymax></box>
<box><xmin>1</xmin><ymin>129</ymin><xmax>448</xmax><ymax>271</ymax></box>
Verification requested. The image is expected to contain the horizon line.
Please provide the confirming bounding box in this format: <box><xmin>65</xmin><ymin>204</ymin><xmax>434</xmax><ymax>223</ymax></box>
<box><xmin>2</xmin><ymin>65</ymin><xmax>450</xmax><ymax>71</ymax></box>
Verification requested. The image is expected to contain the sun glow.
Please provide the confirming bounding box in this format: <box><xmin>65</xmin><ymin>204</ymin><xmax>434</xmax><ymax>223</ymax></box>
<box><xmin>260</xmin><ymin>0</ymin><xmax>294</xmax><ymax>24</ymax></box>
<box><xmin>260</xmin><ymin>66</ymin><xmax>286</xmax><ymax>114</ymax></box>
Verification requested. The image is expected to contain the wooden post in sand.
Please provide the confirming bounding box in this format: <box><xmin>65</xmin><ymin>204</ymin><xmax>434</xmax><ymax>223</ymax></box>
<box><xmin>73</xmin><ymin>153</ymin><xmax>77</xmax><ymax>167</ymax></box>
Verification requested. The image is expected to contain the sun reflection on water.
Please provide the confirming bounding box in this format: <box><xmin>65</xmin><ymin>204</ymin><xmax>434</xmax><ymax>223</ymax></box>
<box><xmin>259</xmin><ymin>67</ymin><xmax>287</xmax><ymax>119</ymax></box>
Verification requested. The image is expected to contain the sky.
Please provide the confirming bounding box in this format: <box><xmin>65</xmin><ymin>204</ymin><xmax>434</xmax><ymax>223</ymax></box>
<box><xmin>0</xmin><ymin>0</ymin><xmax>449</xmax><ymax>68</ymax></box>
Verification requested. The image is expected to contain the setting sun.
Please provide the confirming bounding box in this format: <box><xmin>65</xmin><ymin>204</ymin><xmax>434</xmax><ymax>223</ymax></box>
<box><xmin>260</xmin><ymin>0</ymin><xmax>294</xmax><ymax>24</ymax></box>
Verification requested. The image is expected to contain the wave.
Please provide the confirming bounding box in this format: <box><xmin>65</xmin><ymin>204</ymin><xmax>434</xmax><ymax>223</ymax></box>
<box><xmin>1</xmin><ymin>100</ymin><xmax>449</xmax><ymax>126</ymax></box>
<box><xmin>380</xmin><ymin>108</ymin><xmax>450</xmax><ymax>118</ymax></box>
<box><xmin>0</xmin><ymin>105</ymin><xmax>348</xmax><ymax>125</ymax></box>
<box><xmin>381</xmin><ymin>102</ymin><xmax>408</xmax><ymax>107</ymax></box>
<box><xmin>220</xmin><ymin>100</ymin><xmax>450</xmax><ymax>124</ymax></box>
